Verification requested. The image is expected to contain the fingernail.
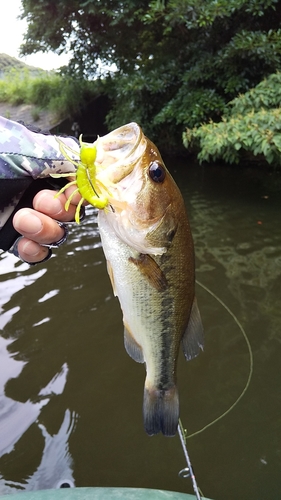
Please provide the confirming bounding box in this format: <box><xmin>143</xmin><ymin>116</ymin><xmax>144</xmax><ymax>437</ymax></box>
<box><xmin>21</xmin><ymin>240</ymin><xmax>41</xmax><ymax>257</ymax></box>
<box><xmin>13</xmin><ymin>210</ymin><xmax>43</xmax><ymax>235</ymax></box>
<box><xmin>35</xmin><ymin>192</ymin><xmax>63</xmax><ymax>216</ymax></box>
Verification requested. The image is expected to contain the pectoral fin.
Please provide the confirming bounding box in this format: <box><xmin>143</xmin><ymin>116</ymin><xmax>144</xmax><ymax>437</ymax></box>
<box><xmin>182</xmin><ymin>297</ymin><xmax>204</xmax><ymax>361</ymax></box>
<box><xmin>128</xmin><ymin>254</ymin><xmax>168</xmax><ymax>292</ymax></box>
<box><xmin>124</xmin><ymin>324</ymin><xmax>144</xmax><ymax>363</ymax></box>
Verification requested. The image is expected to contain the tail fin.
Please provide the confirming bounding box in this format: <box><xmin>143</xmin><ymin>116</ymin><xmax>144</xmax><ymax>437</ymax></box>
<box><xmin>143</xmin><ymin>385</ymin><xmax>179</xmax><ymax>437</ymax></box>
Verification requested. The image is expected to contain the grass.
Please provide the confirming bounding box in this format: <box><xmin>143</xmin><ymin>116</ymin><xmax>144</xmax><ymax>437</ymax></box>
<box><xmin>0</xmin><ymin>62</ymin><xmax>101</xmax><ymax>120</ymax></box>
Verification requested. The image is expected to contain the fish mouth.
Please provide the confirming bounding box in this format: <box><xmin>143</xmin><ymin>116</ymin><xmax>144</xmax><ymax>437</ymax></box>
<box><xmin>96</xmin><ymin>122</ymin><xmax>143</xmax><ymax>160</ymax></box>
<box><xmin>94</xmin><ymin>122</ymin><xmax>146</xmax><ymax>186</ymax></box>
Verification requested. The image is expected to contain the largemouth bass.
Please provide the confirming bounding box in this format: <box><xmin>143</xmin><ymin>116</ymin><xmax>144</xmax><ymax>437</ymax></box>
<box><xmin>94</xmin><ymin>123</ymin><xmax>204</xmax><ymax>437</ymax></box>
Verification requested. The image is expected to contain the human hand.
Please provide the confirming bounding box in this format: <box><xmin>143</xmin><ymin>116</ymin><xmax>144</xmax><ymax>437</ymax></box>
<box><xmin>12</xmin><ymin>186</ymin><xmax>85</xmax><ymax>264</ymax></box>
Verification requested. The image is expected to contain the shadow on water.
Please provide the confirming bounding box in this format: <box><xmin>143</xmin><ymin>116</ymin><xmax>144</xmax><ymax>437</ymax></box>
<box><xmin>0</xmin><ymin>160</ymin><xmax>281</xmax><ymax>499</ymax></box>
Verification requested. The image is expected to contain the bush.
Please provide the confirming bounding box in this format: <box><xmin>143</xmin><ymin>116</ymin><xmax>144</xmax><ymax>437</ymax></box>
<box><xmin>183</xmin><ymin>72</ymin><xmax>281</xmax><ymax>166</ymax></box>
<box><xmin>0</xmin><ymin>68</ymin><xmax>101</xmax><ymax>120</ymax></box>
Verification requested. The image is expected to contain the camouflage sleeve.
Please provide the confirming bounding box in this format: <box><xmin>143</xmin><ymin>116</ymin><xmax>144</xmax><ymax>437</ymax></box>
<box><xmin>0</xmin><ymin>116</ymin><xmax>80</xmax><ymax>251</ymax></box>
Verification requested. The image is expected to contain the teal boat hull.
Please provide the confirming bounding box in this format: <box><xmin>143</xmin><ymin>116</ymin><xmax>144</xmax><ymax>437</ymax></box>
<box><xmin>0</xmin><ymin>487</ymin><xmax>213</xmax><ymax>499</ymax></box>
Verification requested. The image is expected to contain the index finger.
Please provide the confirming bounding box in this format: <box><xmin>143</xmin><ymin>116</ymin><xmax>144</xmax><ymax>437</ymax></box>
<box><xmin>32</xmin><ymin>188</ymin><xmax>85</xmax><ymax>222</ymax></box>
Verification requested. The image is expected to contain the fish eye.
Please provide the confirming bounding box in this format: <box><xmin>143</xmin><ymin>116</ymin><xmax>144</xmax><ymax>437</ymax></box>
<box><xmin>149</xmin><ymin>161</ymin><xmax>166</xmax><ymax>183</ymax></box>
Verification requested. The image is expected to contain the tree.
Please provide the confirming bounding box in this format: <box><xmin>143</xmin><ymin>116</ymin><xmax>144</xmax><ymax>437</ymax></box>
<box><xmin>20</xmin><ymin>0</ymin><xmax>281</xmax><ymax>151</ymax></box>
<box><xmin>20</xmin><ymin>0</ymin><xmax>151</xmax><ymax>76</ymax></box>
<box><xmin>183</xmin><ymin>72</ymin><xmax>281</xmax><ymax>166</ymax></box>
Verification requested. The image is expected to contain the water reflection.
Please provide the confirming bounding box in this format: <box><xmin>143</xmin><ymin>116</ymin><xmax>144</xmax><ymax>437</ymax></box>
<box><xmin>0</xmin><ymin>263</ymin><xmax>56</xmax><ymax>492</ymax></box>
<box><xmin>0</xmin><ymin>167</ymin><xmax>281</xmax><ymax>500</ymax></box>
<box><xmin>0</xmin><ymin>206</ymin><xmax>103</xmax><ymax>494</ymax></box>
<box><xmin>0</xmin><ymin>406</ymin><xmax>76</xmax><ymax>493</ymax></box>
<box><xmin>0</xmin><ymin>336</ymin><xmax>47</xmax><ymax>459</ymax></box>
<box><xmin>187</xmin><ymin>174</ymin><xmax>281</xmax><ymax>347</ymax></box>
<box><xmin>0</xmin><ymin>264</ymin><xmax>77</xmax><ymax>492</ymax></box>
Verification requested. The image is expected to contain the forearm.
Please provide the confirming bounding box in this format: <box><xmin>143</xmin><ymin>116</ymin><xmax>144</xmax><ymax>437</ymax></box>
<box><xmin>0</xmin><ymin>116</ymin><xmax>79</xmax><ymax>251</ymax></box>
<box><xmin>0</xmin><ymin>116</ymin><xmax>78</xmax><ymax>180</ymax></box>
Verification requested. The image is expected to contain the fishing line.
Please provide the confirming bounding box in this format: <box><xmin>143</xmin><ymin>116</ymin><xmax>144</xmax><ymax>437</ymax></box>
<box><xmin>178</xmin><ymin>420</ymin><xmax>203</xmax><ymax>500</ymax></box>
<box><xmin>186</xmin><ymin>280</ymin><xmax>253</xmax><ymax>439</ymax></box>
<box><xmin>177</xmin><ymin>282</ymin><xmax>252</xmax><ymax>497</ymax></box>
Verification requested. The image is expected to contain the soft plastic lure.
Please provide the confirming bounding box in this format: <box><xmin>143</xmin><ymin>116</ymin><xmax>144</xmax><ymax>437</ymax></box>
<box><xmin>51</xmin><ymin>135</ymin><xmax>109</xmax><ymax>223</ymax></box>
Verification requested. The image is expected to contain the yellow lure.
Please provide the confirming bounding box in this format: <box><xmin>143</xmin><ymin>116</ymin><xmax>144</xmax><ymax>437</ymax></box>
<box><xmin>51</xmin><ymin>135</ymin><xmax>109</xmax><ymax>223</ymax></box>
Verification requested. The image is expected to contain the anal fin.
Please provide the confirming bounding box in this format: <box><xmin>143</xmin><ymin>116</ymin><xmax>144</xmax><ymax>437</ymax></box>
<box><xmin>124</xmin><ymin>324</ymin><xmax>144</xmax><ymax>363</ymax></box>
<box><xmin>182</xmin><ymin>297</ymin><xmax>204</xmax><ymax>361</ymax></box>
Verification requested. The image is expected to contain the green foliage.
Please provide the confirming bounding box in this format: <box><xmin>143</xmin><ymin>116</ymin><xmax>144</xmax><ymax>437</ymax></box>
<box><xmin>227</xmin><ymin>72</ymin><xmax>281</xmax><ymax>114</ymax></box>
<box><xmin>183</xmin><ymin>72</ymin><xmax>281</xmax><ymax>166</ymax></box>
<box><xmin>0</xmin><ymin>68</ymin><xmax>101</xmax><ymax>119</ymax></box>
<box><xmin>0</xmin><ymin>69</ymin><xmax>31</xmax><ymax>105</ymax></box>
<box><xmin>19</xmin><ymin>0</ymin><xmax>281</xmax><ymax>151</ymax></box>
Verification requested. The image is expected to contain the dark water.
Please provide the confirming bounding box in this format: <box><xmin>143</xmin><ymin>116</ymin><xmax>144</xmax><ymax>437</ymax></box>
<box><xmin>0</xmin><ymin>160</ymin><xmax>281</xmax><ymax>499</ymax></box>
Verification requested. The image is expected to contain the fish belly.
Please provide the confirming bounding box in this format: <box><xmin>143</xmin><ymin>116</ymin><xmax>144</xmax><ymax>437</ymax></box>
<box><xmin>98</xmin><ymin>211</ymin><xmax>182</xmax><ymax>436</ymax></box>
